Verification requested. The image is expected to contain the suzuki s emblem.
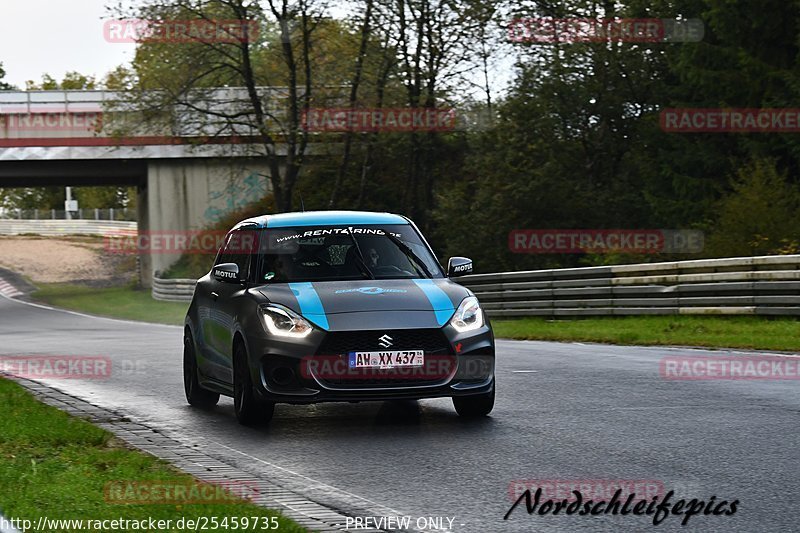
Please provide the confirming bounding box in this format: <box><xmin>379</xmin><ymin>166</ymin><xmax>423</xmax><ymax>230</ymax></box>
<box><xmin>378</xmin><ymin>334</ymin><xmax>393</xmax><ymax>348</ymax></box>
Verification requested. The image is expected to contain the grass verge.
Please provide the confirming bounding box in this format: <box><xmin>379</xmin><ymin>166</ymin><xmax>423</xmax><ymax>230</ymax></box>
<box><xmin>31</xmin><ymin>283</ymin><xmax>187</xmax><ymax>326</ymax></box>
<box><xmin>0</xmin><ymin>378</ymin><xmax>306</xmax><ymax>533</ymax></box>
<box><xmin>492</xmin><ymin>315</ymin><xmax>800</xmax><ymax>351</ymax></box>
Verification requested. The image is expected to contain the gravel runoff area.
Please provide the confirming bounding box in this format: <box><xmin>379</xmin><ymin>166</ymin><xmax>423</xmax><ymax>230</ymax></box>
<box><xmin>0</xmin><ymin>236</ymin><xmax>137</xmax><ymax>287</ymax></box>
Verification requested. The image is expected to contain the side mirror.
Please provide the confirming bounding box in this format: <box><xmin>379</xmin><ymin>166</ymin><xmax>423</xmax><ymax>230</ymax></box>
<box><xmin>447</xmin><ymin>257</ymin><xmax>473</xmax><ymax>277</ymax></box>
<box><xmin>213</xmin><ymin>263</ymin><xmax>241</xmax><ymax>283</ymax></box>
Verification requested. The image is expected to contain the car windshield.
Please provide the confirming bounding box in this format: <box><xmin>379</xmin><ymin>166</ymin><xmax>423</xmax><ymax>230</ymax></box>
<box><xmin>254</xmin><ymin>224</ymin><xmax>443</xmax><ymax>283</ymax></box>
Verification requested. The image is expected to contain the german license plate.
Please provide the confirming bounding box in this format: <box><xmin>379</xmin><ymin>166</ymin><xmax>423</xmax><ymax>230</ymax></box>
<box><xmin>348</xmin><ymin>350</ymin><xmax>424</xmax><ymax>369</ymax></box>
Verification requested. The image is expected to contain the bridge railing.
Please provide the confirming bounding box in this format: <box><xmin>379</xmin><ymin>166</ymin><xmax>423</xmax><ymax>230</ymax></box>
<box><xmin>152</xmin><ymin>254</ymin><xmax>800</xmax><ymax>315</ymax></box>
<box><xmin>1</xmin><ymin>88</ymin><xmax>490</xmax><ymax>140</ymax></box>
<box><xmin>0</xmin><ymin>88</ymin><xmax>308</xmax><ymax>138</ymax></box>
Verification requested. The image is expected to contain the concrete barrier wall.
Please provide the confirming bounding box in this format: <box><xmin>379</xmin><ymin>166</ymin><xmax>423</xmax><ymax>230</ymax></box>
<box><xmin>0</xmin><ymin>219</ymin><xmax>137</xmax><ymax>236</ymax></box>
<box><xmin>152</xmin><ymin>254</ymin><xmax>800</xmax><ymax>316</ymax></box>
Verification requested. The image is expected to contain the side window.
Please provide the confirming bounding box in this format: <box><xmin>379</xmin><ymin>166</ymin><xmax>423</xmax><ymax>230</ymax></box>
<box><xmin>215</xmin><ymin>231</ymin><xmax>252</xmax><ymax>281</ymax></box>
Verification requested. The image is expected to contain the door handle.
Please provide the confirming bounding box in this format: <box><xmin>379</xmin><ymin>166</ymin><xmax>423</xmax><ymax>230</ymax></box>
<box><xmin>211</xmin><ymin>292</ymin><xmax>219</xmax><ymax>301</ymax></box>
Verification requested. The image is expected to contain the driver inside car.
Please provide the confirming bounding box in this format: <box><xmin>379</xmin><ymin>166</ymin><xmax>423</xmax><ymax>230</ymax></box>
<box><xmin>367</xmin><ymin>247</ymin><xmax>380</xmax><ymax>268</ymax></box>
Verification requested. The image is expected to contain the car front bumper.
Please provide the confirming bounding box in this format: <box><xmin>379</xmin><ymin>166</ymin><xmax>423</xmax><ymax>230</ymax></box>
<box><xmin>246</xmin><ymin>323</ymin><xmax>495</xmax><ymax>404</ymax></box>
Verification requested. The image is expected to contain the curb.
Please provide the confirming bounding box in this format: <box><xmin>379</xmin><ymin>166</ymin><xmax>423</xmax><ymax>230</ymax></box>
<box><xmin>0</xmin><ymin>278</ymin><xmax>22</xmax><ymax>299</ymax></box>
<box><xmin>0</xmin><ymin>268</ymin><xmax>35</xmax><ymax>297</ymax></box>
<box><xmin>1</xmin><ymin>375</ymin><xmax>429</xmax><ymax>533</ymax></box>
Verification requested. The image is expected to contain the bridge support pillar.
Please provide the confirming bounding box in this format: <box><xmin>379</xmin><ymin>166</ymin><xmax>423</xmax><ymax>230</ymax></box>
<box><xmin>137</xmin><ymin>181</ymin><xmax>153</xmax><ymax>288</ymax></box>
<box><xmin>142</xmin><ymin>159</ymin><xmax>273</xmax><ymax>286</ymax></box>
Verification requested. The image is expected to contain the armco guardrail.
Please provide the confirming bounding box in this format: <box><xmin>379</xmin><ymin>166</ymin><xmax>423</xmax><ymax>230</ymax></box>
<box><xmin>0</xmin><ymin>219</ymin><xmax>137</xmax><ymax>236</ymax></box>
<box><xmin>459</xmin><ymin>254</ymin><xmax>800</xmax><ymax>317</ymax></box>
<box><xmin>152</xmin><ymin>254</ymin><xmax>800</xmax><ymax>315</ymax></box>
<box><xmin>152</xmin><ymin>277</ymin><xmax>197</xmax><ymax>302</ymax></box>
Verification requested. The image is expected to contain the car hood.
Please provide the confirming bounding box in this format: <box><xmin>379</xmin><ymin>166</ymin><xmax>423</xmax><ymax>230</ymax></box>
<box><xmin>255</xmin><ymin>279</ymin><xmax>472</xmax><ymax>330</ymax></box>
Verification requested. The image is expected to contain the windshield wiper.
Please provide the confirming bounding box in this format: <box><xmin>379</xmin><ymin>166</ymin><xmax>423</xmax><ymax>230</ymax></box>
<box><xmin>383</xmin><ymin>231</ymin><xmax>435</xmax><ymax>279</ymax></box>
<box><xmin>345</xmin><ymin>226</ymin><xmax>375</xmax><ymax>280</ymax></box>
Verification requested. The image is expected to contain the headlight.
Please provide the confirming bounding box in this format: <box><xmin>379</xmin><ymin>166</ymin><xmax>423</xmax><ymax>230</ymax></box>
<box><xmin>449</xmin><ymin>296</ymin><xmax>484</xmax><ymax>333</ymax></box>
<box><xmin>261</xmin><ymin>304</ymin><xmax>314</xmax><ymax>338</ymax></box>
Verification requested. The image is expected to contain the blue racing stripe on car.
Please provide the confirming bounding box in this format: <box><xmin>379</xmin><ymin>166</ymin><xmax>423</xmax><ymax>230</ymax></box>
<box><xmin>288</xmin><ymin>282</ymin><xmax>329</xmax><ymax>330</ymax></box>
<box><xmin>412</xmin><ymin>279</ymin><xmax>456</xmax><ymax>327</ymax></box>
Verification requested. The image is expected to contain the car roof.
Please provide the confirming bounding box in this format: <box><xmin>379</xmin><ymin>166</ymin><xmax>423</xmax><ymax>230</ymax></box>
<box><xmin>232</xmin><ymin>210</ymin><xmax>410</xmax><ymax>230</ymax></box>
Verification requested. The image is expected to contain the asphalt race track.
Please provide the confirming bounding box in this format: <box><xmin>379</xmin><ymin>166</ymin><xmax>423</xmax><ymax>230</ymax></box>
<box><xmin>0</xmin><ymin>294</ymin><xmax>798</xmax><ymax>532</ymax></box>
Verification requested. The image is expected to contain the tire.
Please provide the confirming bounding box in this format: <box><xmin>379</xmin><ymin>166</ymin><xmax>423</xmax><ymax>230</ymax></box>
<box><xmin>233</xmin><ymin>341</ymin><xmax>275</xmax><ymax>426</ymax></box>
<box><xmin>184</xmin><ymin>333</ymin><xmax>220</xmax><ymax>409</ymax></box>
<box><xmin>453</xmin><ymin>386</ymin><xmax>495</xmax><ymax>418</ymax></box>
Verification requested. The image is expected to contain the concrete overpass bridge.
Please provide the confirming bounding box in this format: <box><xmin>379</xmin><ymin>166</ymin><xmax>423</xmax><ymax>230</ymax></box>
<box><xmin>0</xmin><ymin>89</ymin><xmax>328</xmax><ymax>286</ymax></box>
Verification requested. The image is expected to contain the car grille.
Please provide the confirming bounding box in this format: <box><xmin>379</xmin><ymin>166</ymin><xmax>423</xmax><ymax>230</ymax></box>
<box><xmin>317</xmin><ymin>328</ymin><xmax>451</xmax><ymax>355</ymax></box>
<box><xmin>313</xmin><ymin>329</ymin><xmax>453</xmax><ymax>388</ymax></box>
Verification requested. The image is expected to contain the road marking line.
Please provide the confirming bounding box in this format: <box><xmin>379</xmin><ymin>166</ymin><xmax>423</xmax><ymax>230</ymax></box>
<box><xmin>496</xmin><ymin>339</ymin><xmax>800</xmax><ymax>358</ymax></box>
<box><xmin>210</xmin><ymin>440</ymin><xmax>410</xmax><ymax>517</ymax></box>
<box><xmin>0</xmin><ymin>288</ymin><xmax>180</xmax><ymax>329</ymax></box>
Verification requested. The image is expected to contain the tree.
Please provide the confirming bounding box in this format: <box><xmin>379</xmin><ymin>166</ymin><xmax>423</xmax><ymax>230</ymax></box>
<box><xmin>73</xmin><ymin>187</ymin><xmax>136</xmax><ymax>210</ymax></box>
<box><xmin>112</xmin><ymin>0</ymin><xmax>330</xmax><ymax>212</ymax></box>
<box><xmin>327</xmin><ymin>0</ymin><xmax>376</xmax><ymax>208</ymax></box>
<box><xmin>432</xmin><ymin>0</ymin><xmax>677</xmax><ymax>269</ymax></box>
<box><xmin>103</xmin><ymin>66</ymin><xmax>137</xmax><ymax>90</ymax></box>
<box><xmin>706</xmin><ymin>158</ymin><xmax>800</xmax><ymax>256</ymax></box>
<box><xmin>0</xmin><ymin>62</ymin><xmax>14</xmax><ymax>90</ymax></box>
<box><xmin>381</xmin><ymin>0</ymin><xmax>497</xmax><ymax>224</ymax></box>
<box><xmin>0</xmin><ymin>188</ymin><xmax>64</xmax><ymax>211</ymax></box>
<box><xmin>26</xmin><ymin>72</ymin><xmax>96</xmax><ymax>90</ymax></box>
